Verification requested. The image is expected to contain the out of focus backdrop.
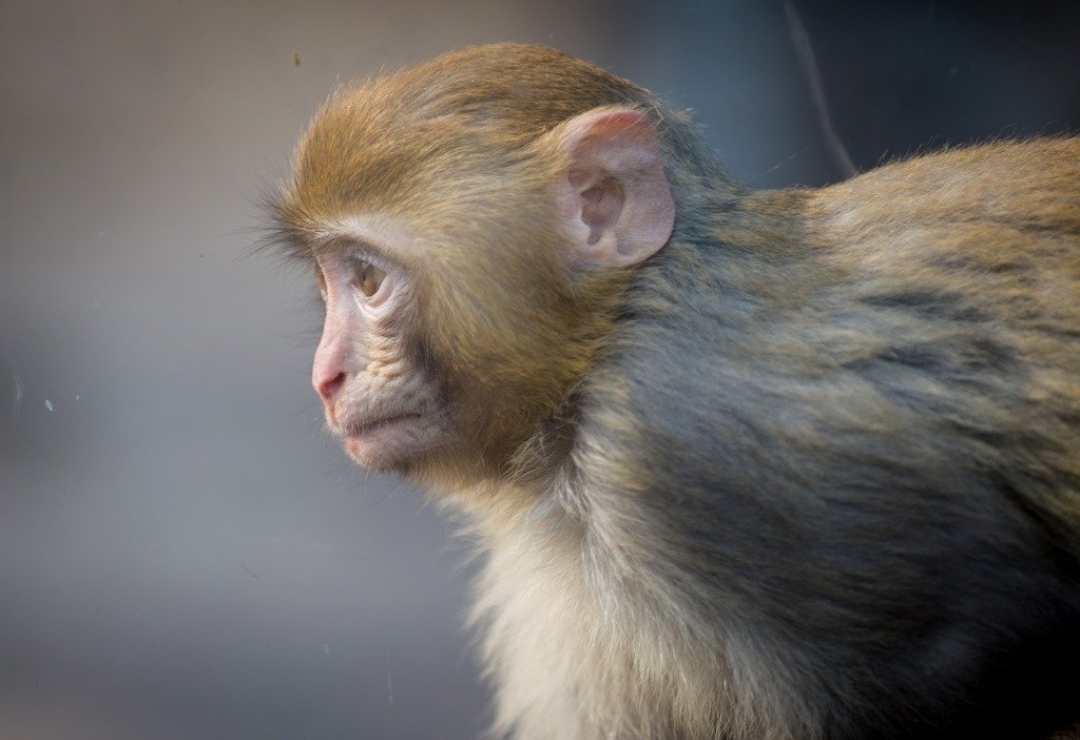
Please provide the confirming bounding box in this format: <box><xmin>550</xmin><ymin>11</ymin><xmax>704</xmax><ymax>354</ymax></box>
<box><xmin>1</xmin><ymin>2</ymin><xmax>1077</xmax><ymax>738</ymax></box>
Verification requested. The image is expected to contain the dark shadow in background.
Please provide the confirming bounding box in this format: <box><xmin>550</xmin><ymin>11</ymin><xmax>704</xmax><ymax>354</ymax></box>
<box><xmin>1</xmin><ymin>1</ymin><xmax>1077</xmax><ymax>738</ymax></box>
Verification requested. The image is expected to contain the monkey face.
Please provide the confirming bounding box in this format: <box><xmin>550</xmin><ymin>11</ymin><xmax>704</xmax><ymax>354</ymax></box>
<box><xmin>310</xmin><ymin>225</ymin><xmax>453</xmax><ymax>473</ymax></box>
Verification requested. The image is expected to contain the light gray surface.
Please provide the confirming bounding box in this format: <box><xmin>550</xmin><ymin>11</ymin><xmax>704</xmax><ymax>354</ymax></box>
<box><xmin>1</xmin><ymin>2</ymin><xmax>1076</xmax><ymax>738</ymax></box>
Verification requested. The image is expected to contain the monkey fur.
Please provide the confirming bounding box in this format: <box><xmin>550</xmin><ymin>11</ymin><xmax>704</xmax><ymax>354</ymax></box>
<box><xmin>272</xmin><ymin>44</ymin><xmax>1080</xmax><ymax>740</ymax></box>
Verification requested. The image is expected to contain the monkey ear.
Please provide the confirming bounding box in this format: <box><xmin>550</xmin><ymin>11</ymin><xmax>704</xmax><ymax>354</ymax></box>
<box><xmin>552</xmin><ymin>107</ymin><xmax>675</xmax><ymax>268</ymax></box>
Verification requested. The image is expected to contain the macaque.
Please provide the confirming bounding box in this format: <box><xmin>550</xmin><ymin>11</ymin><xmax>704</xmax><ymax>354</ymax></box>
<box><xmin>270</xmin><ymin>44</ymin><xmax>1080</xmax><ymax>740</ymax></box>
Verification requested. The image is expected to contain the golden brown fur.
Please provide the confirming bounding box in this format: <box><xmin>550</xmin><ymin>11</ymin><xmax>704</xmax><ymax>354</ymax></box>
<box><xmin>272</xmin><ymin>44</ymin><xmax>1080</xmax><ymax>740</ymax></box>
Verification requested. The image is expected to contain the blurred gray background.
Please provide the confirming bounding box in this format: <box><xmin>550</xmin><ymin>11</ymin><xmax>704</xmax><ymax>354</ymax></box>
<box><xmin>1</xmin><ymin>1</ymin><xmax>1077</xmax><ymax>738</ymax></box>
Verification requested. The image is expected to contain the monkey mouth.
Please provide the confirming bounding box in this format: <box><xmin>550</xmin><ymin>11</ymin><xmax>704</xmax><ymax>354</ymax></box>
<box><xmin>336</xmin><ymin>410</ymin><xmax>435</xmax><ymax>469</ymax></box>
<box><xmin>342</xmin><ymin>412</ymin><xmax>423</xmax><ymax>438</ymax></box>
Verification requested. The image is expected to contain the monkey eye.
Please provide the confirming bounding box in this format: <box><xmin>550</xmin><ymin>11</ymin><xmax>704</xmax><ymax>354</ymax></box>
<box><xmin>350</xmin><ymin>257</ymin><xmax>387</xmax><ymax>300</ymax></box>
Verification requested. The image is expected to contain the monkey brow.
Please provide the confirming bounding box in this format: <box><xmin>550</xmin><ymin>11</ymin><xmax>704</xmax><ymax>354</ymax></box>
<box><xmin>318</xmin><ymin>233</ymin><xmax>396</xmax><ymax>268</ymax></box>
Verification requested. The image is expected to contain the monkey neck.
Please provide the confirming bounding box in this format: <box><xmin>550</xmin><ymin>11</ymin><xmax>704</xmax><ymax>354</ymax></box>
<box><xmin>423</xmin><ymin>392</ymin><xmax>581</xmax><ymax>505</ymax></box>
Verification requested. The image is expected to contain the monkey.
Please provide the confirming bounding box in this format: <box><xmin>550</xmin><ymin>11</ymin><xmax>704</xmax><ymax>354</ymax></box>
<box><xmin>268</xmin><ymin>44</ymin><xmax>1080</xmax><ymax>740</ymax></box>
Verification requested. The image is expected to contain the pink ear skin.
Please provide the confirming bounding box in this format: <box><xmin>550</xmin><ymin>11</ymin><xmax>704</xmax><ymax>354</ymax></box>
<box><xmin>554</xmin><ymin>107</ymin><xmax>676</xmax><ymax>268</ymax></box>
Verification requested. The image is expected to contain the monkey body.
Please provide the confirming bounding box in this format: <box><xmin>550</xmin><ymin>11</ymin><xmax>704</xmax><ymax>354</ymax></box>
<box><xmin>466</xmin><ymin>138</ymin><xmax>1080</xmax><ymax>740</ymax></box>
<box><xmin>273</xmin><ymin>45</ymin><xmax>1080</xmax><ymax>740</ymax></box>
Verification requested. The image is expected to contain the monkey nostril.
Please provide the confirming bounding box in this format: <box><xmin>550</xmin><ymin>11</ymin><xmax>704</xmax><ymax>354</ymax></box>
<box><xmin>315</xmin><ymin>371</ymin><xmax>346</xmax><ymax>405</ymax></box>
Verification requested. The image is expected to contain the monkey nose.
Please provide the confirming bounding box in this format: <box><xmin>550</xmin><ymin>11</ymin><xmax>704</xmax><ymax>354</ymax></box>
<box><xmin>312</xmin><ymin>319</ymin><xmax>352</xmax><ymax>413</ymax></box>
<box><xmin>312</xmin><ymin>343</ymin><xmax>347</xmax><ymax>409</ymax></box>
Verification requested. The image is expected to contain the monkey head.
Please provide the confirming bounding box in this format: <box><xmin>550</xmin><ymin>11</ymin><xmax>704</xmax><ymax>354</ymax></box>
<box><xmin>272</xmin><ymin>45</ymin><xmax>675</xmax><ymax>488</ymax></box>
